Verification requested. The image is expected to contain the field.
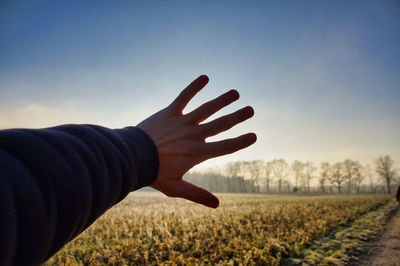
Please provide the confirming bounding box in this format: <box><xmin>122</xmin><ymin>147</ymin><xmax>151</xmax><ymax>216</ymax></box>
<box><xmin>45</xmin><ymin>193</ymin><xmax>394</xmax><ymax>265</ymax></box>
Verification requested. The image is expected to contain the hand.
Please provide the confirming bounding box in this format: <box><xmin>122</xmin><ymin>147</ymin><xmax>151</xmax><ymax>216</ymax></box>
<box><xmin>137</xmin><ymin>75</ymin><xmax>256</xmax><ymax>208</ymax></box>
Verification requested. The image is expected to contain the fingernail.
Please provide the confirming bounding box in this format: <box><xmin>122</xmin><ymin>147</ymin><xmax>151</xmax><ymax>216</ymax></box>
<box><xmin>199</xmin><ymin>75</ymin><xmax>209</xmax><ymax>82</ymax></box>
<box><xmin>205</xmin><ymin>198</ymin><xmax>219</xmax><ymax>208</ymax></box>
<box><xmin>248</xmin><ymin>133</ymin><xmax>257</xmax><ymax>143</ymax></box>
<box><xmin>244</xmin><ymin>106</ymin><xmax>254</xmax><ymax>117</ymax></box>
<box><xmin>229</xmin><ymin>90</ymin><xmax>240</xmax><ymax>100</ymax></box>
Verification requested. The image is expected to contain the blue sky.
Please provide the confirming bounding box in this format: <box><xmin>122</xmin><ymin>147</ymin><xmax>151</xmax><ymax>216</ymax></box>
<box><xmin>1</xmin><ymin>0</ymin><xmax>399</xmax><ymax>169</ymax></box>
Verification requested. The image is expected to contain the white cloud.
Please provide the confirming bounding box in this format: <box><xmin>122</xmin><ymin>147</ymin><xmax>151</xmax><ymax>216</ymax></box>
<box><xmin>0</xmin><ymin>100</ymin><xmax>149</xmax><ymax>130</ymax></box>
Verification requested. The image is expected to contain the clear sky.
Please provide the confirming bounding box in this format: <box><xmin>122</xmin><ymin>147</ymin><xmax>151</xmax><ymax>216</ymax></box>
<box><xmin>1</xmin><ymin>0</ymin><xmax>399</xmax><ymax>169</ymax></box>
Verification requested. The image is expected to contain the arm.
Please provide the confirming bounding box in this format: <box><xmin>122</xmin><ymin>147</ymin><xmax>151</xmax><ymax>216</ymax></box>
<box><xmin>0</xmin><ymin>75</ymin><xmax>255</xmax><ymax>265</ymax></box>
<box><xmin>0</xmin><ymin>125</ymin><xmax>158</xmax><ymax>265</ymax></box>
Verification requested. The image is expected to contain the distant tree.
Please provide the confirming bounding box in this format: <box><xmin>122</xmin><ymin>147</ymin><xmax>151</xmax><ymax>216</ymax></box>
<box><xmin>270</xmin><ymin>159</ymin><xmax>290</xmax><ymax>193</ymax></box>
<box><xmin>226</xmin><ymin>161</ymin><xmax>241</xmax><ymax>177</ymax></box>
<box><xmin>185</xmin><ymin>170</ymin><xmax>255</xmax><ymax>193</ymax></box>
<box><xmin>302</xmin><ymin>161</ymin><xmax>316</xmax><ymax>192</ymax></box>
<box><xmin>283</xmin><ymin>180</ymin><xmax>292</xmax><ymax>193</ymax></box>
<box><xmin>243</xmin><ymin>160</ymin><xmax>264</xmax><ymax>193</ymax></box>
<box><xmin>226</xmin><ymin>161</ymin><xmax>244</xmax><ymax>191</ymax></box>
<box><xmin>328</xmin><ymin>162</ymin><xmax>346</xmax><ymax>193</ymax></box>
<box><xmin>363</xmin><ymin>164</ymin><xmax>374</xmax><ymax>193</ymax></box>
<box><xmin>291</xmin><ymin>160</ymin><xmax>304</xmax><ymax>191</ymax></box>
<box><xmin>375</xmin><ymin>155</ymin><xmax>398</xmax><ymax>194</ymax></box>
<box><xmin>319</xmin><ymin>162</ymin><xmax>330</xmax><ymax>193</ymax></box>
<box><xmin>352</xmin><ymin>163</ymin><xmax>364</xmax><ymax>193</ymax></box>
<box><xmin>264</xmin><ymin>161</ymin><xmax>273</xmax><ymax>193</ymax></box>
<box><xmin>343</xmin><ymin>159</ymin><xmax>355</xmax><ymax>193</ymax></box>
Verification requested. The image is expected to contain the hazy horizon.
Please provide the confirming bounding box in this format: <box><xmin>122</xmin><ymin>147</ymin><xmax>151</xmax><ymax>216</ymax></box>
<box><xmin>1</xmin><ymin>1</ymin><xmax>399</xmax><ymax>169</ymax></box>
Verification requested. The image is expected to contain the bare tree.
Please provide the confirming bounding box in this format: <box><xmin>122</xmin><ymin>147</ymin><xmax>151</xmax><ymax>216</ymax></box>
<box><xmin>352</xmin><ymin>162</ymin><xmax>364</xmax><ymax>193</ymax></box>
<box><xmin>264</xmin><ymin>161</ymin><xmax>273</xmax><ymax>193</ymax></box>
<box><xmin>319</xmin><ymin>162</ymin><xmax>330</xmax><ymax>193</ymax></box>
<box><xmin>343</xmin><ymin>159</ymin><xmax>355</xmax><ymax>193</ymax></box>
<box><xmin>375</xmin><ymin>155</ymin><xmax>398</xmax><ymax>194</ymax></box>
<box><xmin>270</xmin><ymin>159</ymin><xmax>290</xmax><ymax>193</ymax></box>
<box><xmin>226</xmin><ymin>161</ymin><xmax>242</xmax><ymax>177</ymax></box>
<box><xmin>283</xmin><ymin>180</ymin><xmax>292</xmax><ymax>193</ymax></box>
<box><xmin>291</xmin><ymin>160</ymin><xmax>304</xmax><ymax>191</ymax></box>
<box><xmin>302</xmin><ymin>161</ymin><xmax>316</xmax><ymax>192</ymax></box>
<box><xmin>328</xmin><ymin>162</ymin><xmax>346</xmax><ymax>193</ymax></box>
<box><xmin>243</xmin><ymin>160</ymin><xmax>264</xmax><ymax>193</ymax></box>
<box><xmin>364</xmin><ymin>164</ymin><xmax>374</xmax><ymax>193</ymax></box>
<box><xmin>225</xmin><ymin>161</ymin><xmax>244</xmax><ymax>192</ymax></box>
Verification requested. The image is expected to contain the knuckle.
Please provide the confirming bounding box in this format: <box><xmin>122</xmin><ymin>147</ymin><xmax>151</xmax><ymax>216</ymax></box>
<box><xmin>197</xmin><ymin>124</ymin><xmax>211</xmax><ymax>136</ymax></box>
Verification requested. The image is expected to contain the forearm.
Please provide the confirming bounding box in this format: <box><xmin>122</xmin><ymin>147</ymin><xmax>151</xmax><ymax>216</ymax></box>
<box><xmin>0</xmin><ymin>124</ymin><xmax>158</xmax><ymax>265</ymax></box>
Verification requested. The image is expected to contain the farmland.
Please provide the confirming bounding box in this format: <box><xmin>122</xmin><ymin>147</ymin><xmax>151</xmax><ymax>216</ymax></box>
<box><xmin>45</xmin><ymin>193</ymin><xmax>394</xmax><ymax>265</ymax></box>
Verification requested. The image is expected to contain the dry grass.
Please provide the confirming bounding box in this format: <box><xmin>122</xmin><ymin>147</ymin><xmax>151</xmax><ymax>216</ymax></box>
<box><xmin>45</xmin><ymin>193</ymin><xmax>392</xmax><ymax>265</ymax></box>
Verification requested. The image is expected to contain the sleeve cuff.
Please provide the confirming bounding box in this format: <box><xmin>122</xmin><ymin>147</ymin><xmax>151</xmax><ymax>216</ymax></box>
<box><xmin>118</xmin><ymin>126</ymin><xmax>159</xmax><ymax>190</ymax></box>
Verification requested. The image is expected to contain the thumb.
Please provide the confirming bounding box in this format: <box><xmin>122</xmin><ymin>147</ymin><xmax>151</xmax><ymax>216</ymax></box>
<box><xmin>164</xmin><ymin>180</ymin><xmax>219</xmax><ymax>208</ymax></box>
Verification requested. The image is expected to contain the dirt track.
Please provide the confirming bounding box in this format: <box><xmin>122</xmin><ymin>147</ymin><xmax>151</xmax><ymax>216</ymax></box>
<box><xmin>368</xmin><ymin>205</ymin><xmax>400</xmax><ymax>266</ymax></box>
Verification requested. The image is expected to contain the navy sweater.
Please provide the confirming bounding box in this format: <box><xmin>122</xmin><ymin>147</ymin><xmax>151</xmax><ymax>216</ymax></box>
<box><xmin>0</xmin><ymin>125</ymin><xmax>159</xmax><ymax>265</ymax></box>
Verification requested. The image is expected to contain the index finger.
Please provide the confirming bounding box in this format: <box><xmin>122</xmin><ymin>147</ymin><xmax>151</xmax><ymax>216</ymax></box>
<box><xmin>169</xmin><ymin>75</ymin><xmax>209</xmax><ymax>114</ymax></box>
<box><xmin>204</xmin><ymin>133</ymin><xmax>257</xmax><ymax>159</ymax></box>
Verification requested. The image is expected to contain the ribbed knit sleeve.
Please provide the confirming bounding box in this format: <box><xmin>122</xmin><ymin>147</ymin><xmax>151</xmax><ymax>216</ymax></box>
<box><xmin>0</xmin><ymin>124</ymin><xmax>159</xmax><ymax>265</ymax></box>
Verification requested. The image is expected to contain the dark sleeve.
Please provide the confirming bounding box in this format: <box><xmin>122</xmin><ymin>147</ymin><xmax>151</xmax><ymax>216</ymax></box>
<box><xmin>0</xmin><ymin>124</ymin><xmax>159</xmax><ymax>265</ymax></box>
<box><xmin>397</xmin><ymin>185</ymin><xmax>400</xmax><ymax>202</ymax></box>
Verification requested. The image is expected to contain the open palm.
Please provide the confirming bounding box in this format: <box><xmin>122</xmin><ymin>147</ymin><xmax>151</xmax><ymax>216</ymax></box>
<box><xmin>137</xmin><ymin>75</ymin><xmax>256</xmax><ymax>208</ymax></box>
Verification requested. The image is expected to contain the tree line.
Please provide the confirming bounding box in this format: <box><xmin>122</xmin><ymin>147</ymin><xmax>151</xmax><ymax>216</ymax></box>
<box><xmin>184</xmin><ymin>155</ymin><xmax>399</xmax><ymax>194</ymax></box>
